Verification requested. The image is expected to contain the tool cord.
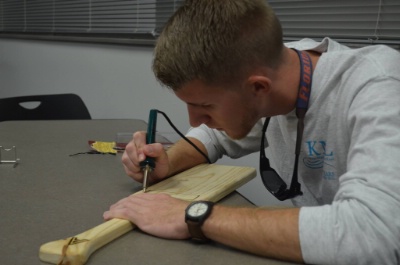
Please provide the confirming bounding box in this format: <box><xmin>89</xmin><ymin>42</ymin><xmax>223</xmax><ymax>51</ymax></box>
<box><xmin>156</xmin><ymin>110</ymin><xmax>212</xmax><ymax>164</ymax></box>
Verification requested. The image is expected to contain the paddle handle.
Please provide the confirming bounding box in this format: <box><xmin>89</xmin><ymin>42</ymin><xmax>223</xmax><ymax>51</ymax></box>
<box><xmin>39</xmin><ymin>218</ymin><xmax>134</xmax><ymax>265</ymax></box>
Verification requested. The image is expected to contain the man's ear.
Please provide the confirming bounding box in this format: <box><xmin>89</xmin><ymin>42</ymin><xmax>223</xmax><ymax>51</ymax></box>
<box><xmin>246</xmin><ymin>75</ymin><xmax>272</xmax><ymax>95</ymax></box>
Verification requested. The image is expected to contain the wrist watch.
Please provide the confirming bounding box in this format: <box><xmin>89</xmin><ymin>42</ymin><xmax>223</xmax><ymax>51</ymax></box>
<box><xmin>185</xmin><ymin>201</ymin><xmax>214</xmax><ymax>242</ymax></box>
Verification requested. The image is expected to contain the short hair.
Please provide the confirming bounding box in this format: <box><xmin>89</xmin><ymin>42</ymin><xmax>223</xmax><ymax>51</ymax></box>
<box><xmin>152</xmin><ymin>0</ymin><xmax>284</xmax><ymax>91</ymax></box>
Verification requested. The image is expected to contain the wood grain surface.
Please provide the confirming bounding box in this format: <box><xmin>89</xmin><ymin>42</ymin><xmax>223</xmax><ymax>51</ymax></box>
<box><xmin>39</xmin><ymin>164</ymin><xmax>256</xmax><ymax>265</ymax></box>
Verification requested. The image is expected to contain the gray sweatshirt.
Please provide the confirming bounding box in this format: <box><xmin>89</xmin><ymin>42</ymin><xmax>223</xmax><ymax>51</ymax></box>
<box><xmin>186</xmin><ymin>38</ymin><xmax>400</xmax><ymax>264</ymax></box>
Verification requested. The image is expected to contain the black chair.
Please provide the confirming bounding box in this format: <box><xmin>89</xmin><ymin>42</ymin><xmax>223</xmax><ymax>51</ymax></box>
<box><xmin>0</xmin><ymin>93</ymin><xmax>91</xmax><ymax>122</ymax></box>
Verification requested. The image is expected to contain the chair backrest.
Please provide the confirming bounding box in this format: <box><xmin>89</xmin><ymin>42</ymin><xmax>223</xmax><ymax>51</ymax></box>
<box><xmin>0</xmin><ymin>93</ymin><xmax>91</xmax><ymax>122</ymax></box>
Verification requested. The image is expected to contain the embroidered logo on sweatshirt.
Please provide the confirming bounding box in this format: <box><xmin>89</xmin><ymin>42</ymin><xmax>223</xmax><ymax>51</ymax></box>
<box><xmin>303</xmin><ymin>140</ymin><xmax>336</xmax><ymax>180</ymax></box>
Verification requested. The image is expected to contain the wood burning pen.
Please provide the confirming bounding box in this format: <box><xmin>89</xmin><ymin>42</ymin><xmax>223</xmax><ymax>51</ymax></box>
<box><xmin>140</xmin><ymin>109</ymin><xmax>158</xmax><ymax>192</ymax></box>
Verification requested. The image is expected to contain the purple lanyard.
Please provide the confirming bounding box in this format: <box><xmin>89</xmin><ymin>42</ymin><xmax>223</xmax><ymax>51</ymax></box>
<box><xmin>261</xmin><ymin>49</ymin><xmax>313</xmax><ymax>147</ymax></box>
<box><xmin>292</xmin><ymin>49</ymin><xmax>313</xmax><ymax>163</ymax></box>
<box><xmin>262</xmin><ymin>49</ymin><xmax>313</xmax><ymax>132</ymax></box>
<box><xmin>293</xmin><ymin>49</ymin><xmax>313</xmax><ymax>119</ymax></box>
<box><xmin>260</xmin><ymin>49</ymin><xmax>314</xmax><ymax>198</ymax></box>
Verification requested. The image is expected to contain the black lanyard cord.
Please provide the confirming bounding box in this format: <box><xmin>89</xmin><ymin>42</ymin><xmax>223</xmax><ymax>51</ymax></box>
<box><xmin>261</xmin><ymin>49</ymin><xmax>313</xmax><ymax>198</ymax></box>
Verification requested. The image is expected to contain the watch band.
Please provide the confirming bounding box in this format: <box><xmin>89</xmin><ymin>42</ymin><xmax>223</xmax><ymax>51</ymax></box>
<box><xmin>186</xmin><ymin>220</ymin><xmax>210</xmax><ymax>242</ymax></box>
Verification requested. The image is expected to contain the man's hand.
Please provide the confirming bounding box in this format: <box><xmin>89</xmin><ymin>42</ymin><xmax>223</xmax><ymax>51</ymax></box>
<box><xmin>103</xmin><ymin>193</ymin><xmax>190</xmax><ymax>239</ymax></box>
<box><xmin>122</xmin><ymin>131</ymin><xmax>171</xmax><ymax>184</ymax></box>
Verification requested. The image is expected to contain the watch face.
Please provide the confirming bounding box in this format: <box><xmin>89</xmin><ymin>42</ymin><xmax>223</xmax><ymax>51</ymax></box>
<box><xmin>188</xmin><ymin>202</ymin><xmax>209</xmax><ymax>217</ymax></box>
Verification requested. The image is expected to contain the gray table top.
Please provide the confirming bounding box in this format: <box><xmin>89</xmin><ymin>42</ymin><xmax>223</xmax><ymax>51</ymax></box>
<box><xmin>0</xmin><ymin>120</ymin><xmax>296</xmax><ymax>265</ymax></box>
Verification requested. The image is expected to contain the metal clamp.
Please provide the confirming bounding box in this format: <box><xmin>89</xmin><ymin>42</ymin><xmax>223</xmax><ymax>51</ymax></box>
<box><xmin>0</xmin><ymin>146</ymin><xmax>20</xmax><ymax>168</ymax></box>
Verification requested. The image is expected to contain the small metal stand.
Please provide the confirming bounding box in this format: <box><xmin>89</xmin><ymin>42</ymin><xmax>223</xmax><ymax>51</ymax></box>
<box><xmin>0</xmin><ymin>146</ymin><xmax>20</xmax><ymax>168</ymax></box>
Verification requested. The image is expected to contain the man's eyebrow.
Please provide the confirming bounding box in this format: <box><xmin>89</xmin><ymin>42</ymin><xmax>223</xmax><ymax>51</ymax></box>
<box><xmin>187</xmin><ymin>102</ymin><xmax>209</xmax><ymax>107</ymax></box>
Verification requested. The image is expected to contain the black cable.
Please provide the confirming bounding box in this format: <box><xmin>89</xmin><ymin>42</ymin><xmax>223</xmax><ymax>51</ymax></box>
<box><xmin>156</xmin><ymin>110</ymin><xmax>212</xmax><ymax>164</ymax></box>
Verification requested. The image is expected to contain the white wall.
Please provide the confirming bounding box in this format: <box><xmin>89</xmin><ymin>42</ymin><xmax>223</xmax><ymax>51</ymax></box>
<box><xmin>0</xmin><ymin>38</ymin><xmax>291</xmax><ymax>207</ymax></box>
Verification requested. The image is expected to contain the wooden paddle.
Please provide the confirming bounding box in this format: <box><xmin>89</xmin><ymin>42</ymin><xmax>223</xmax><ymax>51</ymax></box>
<box><xmin>39</xmin><ymin>164</ymin><xmax>256</xmax><ymax>265</ymax></box>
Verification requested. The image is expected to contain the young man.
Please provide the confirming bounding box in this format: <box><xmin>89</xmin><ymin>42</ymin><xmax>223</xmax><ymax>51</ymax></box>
<box><xmin>103</xmin><ymin>0</ymin><xmax>400</xmax><ymax>264</ymax></box>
